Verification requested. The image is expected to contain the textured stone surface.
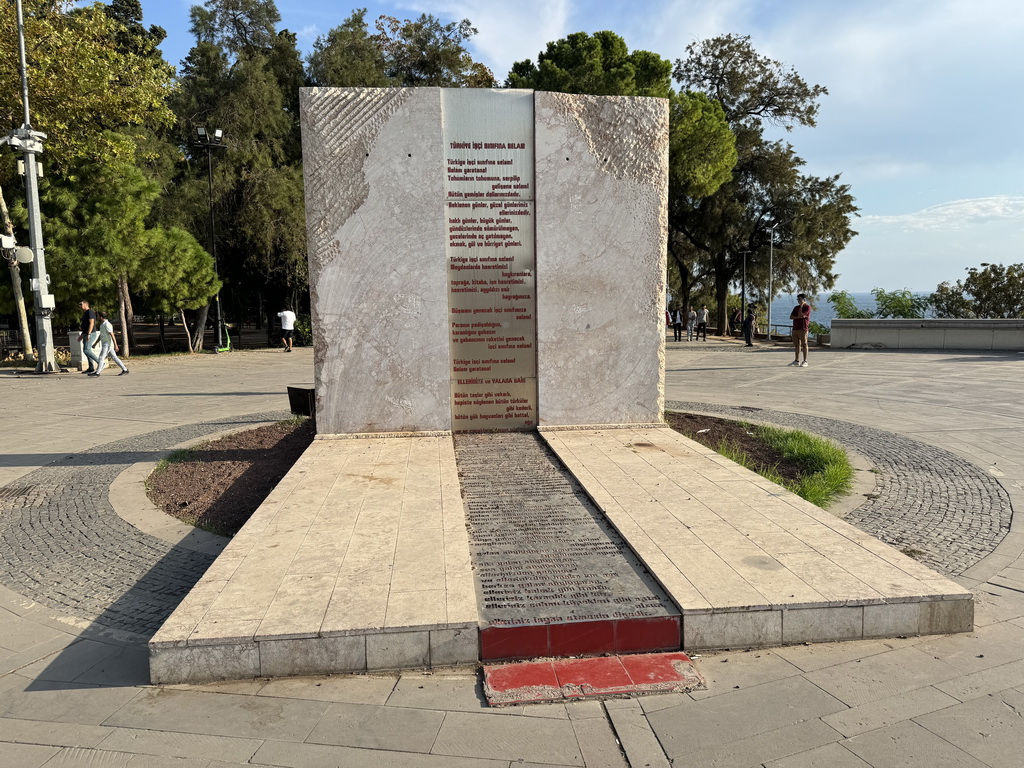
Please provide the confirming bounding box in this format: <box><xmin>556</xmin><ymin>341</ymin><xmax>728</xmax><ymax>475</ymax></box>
<box><xmin>534</xmin><ymin>92</ymin><xmax>668</xmax><ymax>427</ymax></box>
<box><xmin>667</xmin><ymin>401</ymin><xmax>1012</xmax><ymax>577</ymax></box>
<box><xmin>300</xmin><ymin>87</ymin><xmax>450</xmax><ymax>434</ymax></box>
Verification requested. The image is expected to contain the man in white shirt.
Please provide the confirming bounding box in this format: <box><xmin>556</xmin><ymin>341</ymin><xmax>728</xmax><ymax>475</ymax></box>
<box><xmin>277</xmin><ymin>308</ymin><xmax>297</xmax><ymax>352</ymax></box>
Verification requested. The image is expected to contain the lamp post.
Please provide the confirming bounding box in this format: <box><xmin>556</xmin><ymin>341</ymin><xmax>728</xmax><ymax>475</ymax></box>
<box><xmin>741</xmin><ymin>250</ymin><xmax>749</xmax><ymax>319</ymax></box>
<box><xmin>195</xmin><ymin>126</ymin><xmax>227</xmax><ymax>351</ymax></box>
<box><xmin>2</xmin><ymin>0</ymin><xmax>57</xmax><ymax>372</ymax></box>
<box><xmin>767</xmin><ymin>222</ymin><xmax>779</xmax><ymax>343</ymax></box>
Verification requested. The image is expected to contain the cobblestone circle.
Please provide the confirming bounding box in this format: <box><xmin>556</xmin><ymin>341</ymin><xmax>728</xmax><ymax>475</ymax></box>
<box><xmin>0</xmin><ymin>411</ymin><xmax>289</xmax><ymax>637</ymax></box>
<box><xmin>667</xmin><ymin>400</ymin><xmax>1013</xmax><ymax>577</ymax></box>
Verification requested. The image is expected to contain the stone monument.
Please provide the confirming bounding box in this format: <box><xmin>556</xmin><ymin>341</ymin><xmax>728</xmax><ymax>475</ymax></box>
<box><xmin>300</xmin><ymin>87</ymin><xmax>668</xmax><ymax>436</ymax></box>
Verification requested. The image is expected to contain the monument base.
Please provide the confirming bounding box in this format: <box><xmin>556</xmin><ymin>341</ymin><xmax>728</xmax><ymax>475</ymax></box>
<box><xmin>149</xmin><ymin>427</ymin><xmax>972</xmax><ymax>684</ymax></box>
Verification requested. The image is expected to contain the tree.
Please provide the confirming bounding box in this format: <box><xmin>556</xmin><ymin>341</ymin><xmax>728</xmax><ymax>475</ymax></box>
<box><xmin>0</xmin><ymin>0</ymin><xmax>176</xmax><ymax>357</ymax></box>
<box><xmin>166</xmin><ymin>0</ymin><xmax>307</xmax><ymax>348</ymax></box>
<box><xmin>871</xmin><ymin>288</ymin><xmax>928</xmax><ymax>319</ymax></box>
<box><xmin>507</xmin><ymin>31</ymin><xmax>736</xmax><ymax>314</ymax></box>
<box><xmin>671</xmin><ymin>35</ymin><xmax>858</xmax><ymax>336</ymax></box>
<box><xmin>374</xmin><ymin>14</ymin><xmax>494</xmax><ymax>87</ymax></box>
<box><xmin>507</xmin><ymin>30</ymin><xmax>672</xmax><ymax>97</ymax></box>
<box><xmin>307</xmin><ymin>9</ymin><xmax>390</xmax><ymax>87</ymax></box>
<box><xmin>827</xmin><ymin>290</ymin><xmax>873</xmax><ymax>320</ymax></box>
<box><xmin>930</xmin><ymin>263</ymin><xmax>1024</xmax><ymax>318</ymax></box>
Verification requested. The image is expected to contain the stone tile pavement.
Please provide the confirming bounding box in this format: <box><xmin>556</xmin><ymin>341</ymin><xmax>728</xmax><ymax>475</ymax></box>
<box><xmin>1</xmin><ymin>341</ymin><xmax>1024</xmax><ymax>766</ymax></box>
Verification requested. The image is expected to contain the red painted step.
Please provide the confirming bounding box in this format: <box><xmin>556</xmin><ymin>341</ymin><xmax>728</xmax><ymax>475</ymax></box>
<box><xmin>480</xmin><ymin>616</ymin><xmax>681</xmax><ymax>662</ymax></box>
<box><xmin>483</xmin><ymin>651</ymin><xmax>705</xmax><ymax>707</ymax></box>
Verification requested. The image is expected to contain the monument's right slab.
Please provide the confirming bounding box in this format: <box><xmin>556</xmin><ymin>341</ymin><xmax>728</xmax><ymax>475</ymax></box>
<box><xmin>535</xmin><ymin>92</ymin><xmax>668</xmax><ymax>428</ymax></box>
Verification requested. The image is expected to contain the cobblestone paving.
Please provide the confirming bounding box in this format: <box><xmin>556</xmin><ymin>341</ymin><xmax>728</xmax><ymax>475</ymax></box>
<box><xmin>667</xmin><ymin>400</ymin><xmax>1012</xmax><ymax>577</ymax></box>
<box><xmin>0</xmin><ymin>411</ymin><xmax>289</xmax><ymax>637</ymax></box>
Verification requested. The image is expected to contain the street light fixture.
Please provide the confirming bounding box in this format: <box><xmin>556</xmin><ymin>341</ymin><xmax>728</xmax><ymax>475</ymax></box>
<box><xmin>767</xmin><ymin>222</ymin><xmax>780</xmax><ymax>343</ymax></box>
<box><xmin>195</xmin><ymin>126</ymin><xmax>227</xmax><ymax>352</ymax></box>
<box><xmin>2</xmin><ymin>0</ymin><xmax>58</xmax><ymax>372</ymax></box>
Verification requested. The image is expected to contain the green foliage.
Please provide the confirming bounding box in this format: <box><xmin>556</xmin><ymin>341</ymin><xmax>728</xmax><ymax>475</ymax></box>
<box><xmin>756</xmin><ymin>425</ymin><xmax>853</xmax><ymax>509</ymax></box>
<box><xmin>828</xmin><ymin>290</ymin><xmax>873</xmax><ymax>319</ymax></box>
<box><xmin>307</xmin><ymin>9</ymin><xmax>390</xmax><ymax>87</ymax></box>
<box><xmin>670</xmin><ymin>34</ymin><xmax>858</xmax><ymax>337</ymax></box>
<box><xmin>189</xmin><ymin>0</ymin><xmax>281</xmax><ymax>58</ymax></box>
<box><xmin>870</xmin><ymin>287</ymin><xmax>928</xmax><ymax>319</ymax></box>
<box><xmin>507</xmin><ymin>30</ymin><xmax>672</xmax><ymax>97</ymax></box>
<box><xmin>710</xmin><ymin>423</ymin><xmax>852</xmax><ymax>509</ymax></box>
<box><xmin>929</xmin><ymin>263</ymin><xmax>1024</xmax><ymax>318</ymax></box>
<box><xmin>293</xmin><ymin>312</ymin><xmax>312</xmax><ymax>346</ymax></box>
<box><xmin>0</xmin><ymin>0</ymin><xmax>175</xmax><ymax>174</ymax></box>
<box><xmin>10</xmin><ymin>152</ymin><xmax>217</xmax><ymax>326</ymax></box>
<box><xmin>669</xmin><ymin>91</ymin><xmax>737</xmax><ymax>199</ymax></box>
<box><xmin>374</xmin><ymin>14</ymin><xmax>494</xmax><ymax>87</ymax></box>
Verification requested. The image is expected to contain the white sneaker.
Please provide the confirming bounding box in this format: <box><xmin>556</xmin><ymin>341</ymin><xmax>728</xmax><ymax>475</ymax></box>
<box><xmin>800</xmin><ymin>361</ymin><xmax>808</xmax><ymax>367</ymax></box>
<box><xmin>788</xmin><ymin>360</ymin><xmax>800</xmax><ymax>366</ymax></box>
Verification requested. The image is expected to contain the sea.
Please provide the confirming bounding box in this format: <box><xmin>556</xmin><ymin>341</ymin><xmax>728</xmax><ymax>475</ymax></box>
<box><xmin>766</xmin><ymin>292</ymin><xmax>878</xmax><ymax>333</ymax></box>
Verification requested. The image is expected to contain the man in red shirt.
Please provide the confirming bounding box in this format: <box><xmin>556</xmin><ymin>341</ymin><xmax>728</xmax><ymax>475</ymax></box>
<box><xmin>789</xmin><ymin>294</ymin><xmax>811</xmax><ymax>367</ymax></box>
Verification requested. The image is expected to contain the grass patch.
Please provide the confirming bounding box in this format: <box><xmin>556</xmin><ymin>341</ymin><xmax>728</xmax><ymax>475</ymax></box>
<box><xmin>154</xmin><ymin>448</ymin><xmax>197</xmax><ymax>474</ymax></box>
<box><xmin>666</xmin><ymin>411</ymin><xmax>854</xmax><ymax>510</ymax></box>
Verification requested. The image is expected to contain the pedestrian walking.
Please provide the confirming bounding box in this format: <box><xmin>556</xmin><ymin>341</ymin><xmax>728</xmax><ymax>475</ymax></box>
<box><xmin>742</xmin><ymin>307</ymin><xmax>756</xmax><ymax>346</ymax></box>
<box><xmin>670</xmin><ymin>307</ymin><xmax>683</xmax><ymax>342</ymax></box>
<box><xmin>789</xmin><ymin>294</ymin><xmax>811</xmax><ymax>367</ymax></box>
<box><xmin>696</xmin><ymin>305</ymin><xmax>709</xmax><ymax>341</ymax></box>
<box><xmin>277</xmin><ymin>307</ymin><xmax>297</xmax><ymax>352</ymax></box>
<box><xmin>78</xmin><ymin>300</ymin><xmax>100</xmax><ymax>373</ymax></box>
<box><xmin>686</xmin><ymin>306</ymin><xmax>697</xmax><ymax>341</ymax></box>
<box><xmin>89</xmin><ymin>312</ymin><xmax>129</xmax><ymax>376</ymax></box>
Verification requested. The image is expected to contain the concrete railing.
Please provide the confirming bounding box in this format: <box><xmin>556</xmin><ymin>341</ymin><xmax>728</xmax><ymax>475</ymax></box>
<box><xmin>831</xmin><ymin>319</ymin><xmax>1024</xmax><ymax>350</ymax></box>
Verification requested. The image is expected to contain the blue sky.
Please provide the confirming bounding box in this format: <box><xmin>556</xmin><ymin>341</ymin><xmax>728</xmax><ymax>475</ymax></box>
<box><xmin>137</xmin><ymin>0</ymin><xmax>1024</xmax><ymax>292</ymax></box>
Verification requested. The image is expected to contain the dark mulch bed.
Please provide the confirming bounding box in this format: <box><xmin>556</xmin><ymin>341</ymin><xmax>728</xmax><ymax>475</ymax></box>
<box><xmin>665</xmin><ymin>411</ymin><xmax>803</xmax><ymax>484</ymax></box>
<box><xmin>147</xmin><ymin>419</ymin><xmax>315</xmax><ymax>537</ymax></box>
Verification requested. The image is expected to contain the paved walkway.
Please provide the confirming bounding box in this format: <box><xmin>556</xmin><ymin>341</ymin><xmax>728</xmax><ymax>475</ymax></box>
<box><xmin>1</xmin><ymin>341</ymin><xmax>1023</xmax><ymax>766</ymax></box>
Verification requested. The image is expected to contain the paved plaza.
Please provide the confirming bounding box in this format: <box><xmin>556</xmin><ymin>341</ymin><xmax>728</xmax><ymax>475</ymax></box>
<box><xmin>2</xmin><ymin>340</ymin><xmax>1024</xmax><ymax>766</ymax></box>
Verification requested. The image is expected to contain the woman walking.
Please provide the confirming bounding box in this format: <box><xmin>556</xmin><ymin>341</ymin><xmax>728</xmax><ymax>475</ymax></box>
<box><xmin>89</xmin><ymin>312</ymin><xmax>129</xmax><ymax>377</ymax></box>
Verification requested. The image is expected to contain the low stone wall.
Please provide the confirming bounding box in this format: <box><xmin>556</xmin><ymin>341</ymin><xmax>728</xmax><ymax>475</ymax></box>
<box><xmin>831</xmin><ymin>319</ymin><xmax>1024</xmax><ymax>350</ymax></box>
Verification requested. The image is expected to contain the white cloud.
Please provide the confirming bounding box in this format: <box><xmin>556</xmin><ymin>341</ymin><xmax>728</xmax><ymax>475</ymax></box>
<box><xmin>865</xmin><ymin>196</ymin><xmax>1024</xmax><ymax>232</ymax></box>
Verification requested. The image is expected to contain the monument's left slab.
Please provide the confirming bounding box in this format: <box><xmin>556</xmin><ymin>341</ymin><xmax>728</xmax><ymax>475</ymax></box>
<box><xmin>301</xmin><ymin>88</ymin><xmax>451</xmax><ymax>435</ymax></box>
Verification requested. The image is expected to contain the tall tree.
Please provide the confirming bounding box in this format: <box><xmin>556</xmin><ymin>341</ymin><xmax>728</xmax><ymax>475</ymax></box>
<box><xmin>672</xmin><ymin>34</ymin><xmax>857</xmax><ymax>336</ymax></box>
<box><xmin>374</xmin><ymin>14</ymin><xmax>494</xmax><ymax>87</ymax></box>
<box><xmin>507</xmin><ymin>30</ymin><xmax>672</xmax><ymax>97</ymax></box>
<box><xmin>930</xmin><ymin>263</ymin><xmax>1024</xmax><ymax>318</ymax></box>
<box><xmin>0</xmin><ymin>0</ymin><xmax>175</xmax><ymax>357</ymax></box>
<box><xmin>508</xmin><ymin>31</ymin><xmax>736</xmax><ymax>313</ymax></box>
<box><xmin>167</xmin><ymin>0</ymin><xmax>307</xmax><ymax>348</ymax></box>
<box><xmin>307</xmin><ymin>9</ymin><xmax>390</xmax><ymax>87</ymax></box>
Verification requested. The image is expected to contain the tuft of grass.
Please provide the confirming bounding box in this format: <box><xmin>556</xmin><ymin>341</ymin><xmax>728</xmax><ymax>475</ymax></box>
<box><xmin>154</xmin><ymin>448</ymin><xmax>196</xmax><ymax>473</ymax></box>
<box><xmin>755</xmin><ymin>424</ymin><xmax>854</xmax><ymax>508</ymax></box>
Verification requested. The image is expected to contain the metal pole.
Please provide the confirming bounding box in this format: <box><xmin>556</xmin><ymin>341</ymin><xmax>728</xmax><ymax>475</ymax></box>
<box><xmin>205</xmin><ymin>143</ymin><xmax>223</xmax><ymax>351</ymax></box>
<box><xmin>741</xmin><ymin>251</ymin><xmax>747</xmax><ymax>318</ymax></box>
<box><xmin>768</xmin><ymin>222</ymin><xmax>779</xmax><ymax>343</ymax></box>
<box><xmin>12</xmin><ymin>0</ymin><xmax>57</xmax><ymax>372</ymax></box>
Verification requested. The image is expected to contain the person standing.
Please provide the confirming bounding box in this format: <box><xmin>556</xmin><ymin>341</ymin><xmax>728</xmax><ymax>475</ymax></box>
<box><xmin>696</xmin><ymin>304</ymin><xmax>709</xmax><ymax>341</ymax></box>
<box><xmin>789</xmin><ymin>293</ymin><xmax>811</xmax><ymax>367</ymax></box>
<box><xmin>277</xmin><ymin>307</ymin><xmax>297</xmax><ymax>352</ymax></box>
<box><xmin>89</xmin><ymin>311</ymin><xmax>129</xmax><ymax>376</ymax></box>
<box><xmin>742</xmin><ymin>307</ymin><xmax>756</xmax><ymax>347</ymax></box>
<box><xmin>670</xmin><ymin>307</ymin><xmax>683</xmax><ymax>342</ymax></box>
<box><xmin>686</xmin><ymin>306</ymin><xmax>697</xmax><ymax>341</ymax></box>
<box><xmin>78</xmin><ymin>300</ymin><xmax>100</xmax><ymax>374</ymax></box>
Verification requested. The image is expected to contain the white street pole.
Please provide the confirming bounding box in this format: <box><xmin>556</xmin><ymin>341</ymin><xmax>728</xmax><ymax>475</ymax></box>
<box><xmin>767</xmin><ymin>222</ymin><xmax>779</xmax><ymax>343</ymax></box>
<box><xmin>7</xmin><ymin>0</ymin><xmax>58</xmax><ymax>372</ymax></box>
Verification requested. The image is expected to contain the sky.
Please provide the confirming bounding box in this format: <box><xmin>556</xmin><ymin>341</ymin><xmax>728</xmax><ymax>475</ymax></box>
<box><xmin>135</xmin><ymin>0</ymin><xmax>1024</xmax><ymax>292</ymax></box>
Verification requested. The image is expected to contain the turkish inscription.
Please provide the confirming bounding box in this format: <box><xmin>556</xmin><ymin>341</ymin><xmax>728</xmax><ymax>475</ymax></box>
<box><xmin>455</xmin><ymin>433</ymin><xmax>677</xmax><ymax>626</ymax></box>
<box><xmin>443</xmin><ymin>90</ymin><xmax>537</xmax><ymax>431</ymax></box>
